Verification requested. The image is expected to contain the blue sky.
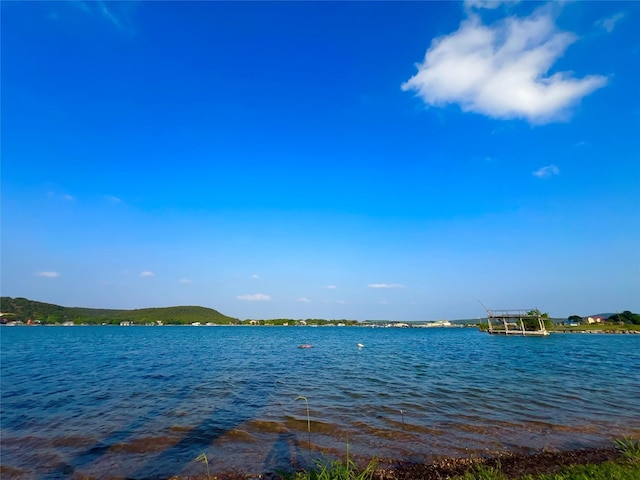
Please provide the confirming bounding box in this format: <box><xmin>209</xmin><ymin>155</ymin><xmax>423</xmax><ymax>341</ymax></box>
<box><xmin>2</xmin><ymin>1</ymin><xmax>639</xmax><ymax>321</ymax></box>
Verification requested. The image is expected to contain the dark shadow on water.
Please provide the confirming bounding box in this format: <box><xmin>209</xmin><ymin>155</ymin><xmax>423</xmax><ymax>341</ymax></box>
<box><xmin>263</xmin><ymin>432</ymin><xmax>307</xmax><ymax>476</ymax></box>
<box><xmin>45</xmin><ymin>382</ymin><xmax>275</xmax><ymax>480</ymax></box>
<box><xmin>44</xmin><ymin>384</ymin><xmax>192</xmax><ymax>479</ymax></box>
<box><xmin>127</xmin><ymin>385</ymin><xmax>274</xmax><ymax>480</ymax></box>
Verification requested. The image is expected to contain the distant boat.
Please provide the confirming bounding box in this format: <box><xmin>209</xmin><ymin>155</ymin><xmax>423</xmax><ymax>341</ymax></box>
<box><xmin>298</xmin><ymin>344</ymin><xmax>312</xmax><ymax>349</ymax></box>
<box><xmin>357</xmin><ymin>343</ymin><xmax>364</xmax><ymax>348</ymax></box>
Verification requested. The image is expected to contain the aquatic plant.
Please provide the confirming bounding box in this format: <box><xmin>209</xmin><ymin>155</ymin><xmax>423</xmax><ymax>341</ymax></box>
<box><xmin>196</xmin><ymin>452</ymin><xmax>212</xmax><ymax>480</ymax></box>
<box><xmin>296</xmin><ymin>396</ymin><xmax>312</xmax><ymax>463</ymax></box>
<box><xmin>296</xmin><ymin>395</ymin><xmax>312</xmax><ymax>479</ymax></box>
<box><xmin>293</xmin><ymin>396</ymin><xmax>377</xmax><ymax>480</ymax></box>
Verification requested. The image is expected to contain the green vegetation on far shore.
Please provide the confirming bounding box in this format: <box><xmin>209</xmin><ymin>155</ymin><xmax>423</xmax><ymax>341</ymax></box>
<box><xmin>551</xmin><ymin>323</ymin><xmax>640</xmax><ymax>333</ymax></box>
<box><xmin>2</xmin><ymin>297</ymin><xmax>639</xmax><ymax>331</ymax></box>
<box><xmin>0</xmin><ymin>297</ymin><xmax>238</xmax><ymax>325</ymax></box>
<box><xmin>0</xmin><ymin>297</ymin><xmax>361</xmax><ymax>326</ymax></box>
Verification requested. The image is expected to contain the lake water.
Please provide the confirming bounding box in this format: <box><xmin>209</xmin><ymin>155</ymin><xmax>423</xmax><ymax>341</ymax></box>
<box><xmin>1</xmin><ymin>326</ymin><xmax>639</xmax><ymax>479</ymax></box>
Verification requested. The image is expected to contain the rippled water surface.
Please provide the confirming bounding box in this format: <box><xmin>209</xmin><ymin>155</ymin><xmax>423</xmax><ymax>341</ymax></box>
<box><xmin>1</xmin><ymin>326</ymin><xmax>639</xmax><ymax>479</ymax></box>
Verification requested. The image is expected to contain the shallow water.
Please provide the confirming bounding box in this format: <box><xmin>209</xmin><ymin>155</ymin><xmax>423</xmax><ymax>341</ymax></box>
<box><xmin>1</xmin><ymin>326</ymin><xmax>639</xmax><ymax>479</ymax></box>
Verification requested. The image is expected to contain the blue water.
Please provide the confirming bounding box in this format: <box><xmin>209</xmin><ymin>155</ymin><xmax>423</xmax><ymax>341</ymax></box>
<box><xmin>1</xmin><ymin>326</ymin><xmax>639</xmax><ymax>479</ymax></box>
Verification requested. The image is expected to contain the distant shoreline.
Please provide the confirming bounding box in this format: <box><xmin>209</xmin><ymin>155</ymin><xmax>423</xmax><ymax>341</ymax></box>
<box><xmin>2</xmin><ymin>323</ymin><xmax>640</xmax><ymax>334</ymax></box>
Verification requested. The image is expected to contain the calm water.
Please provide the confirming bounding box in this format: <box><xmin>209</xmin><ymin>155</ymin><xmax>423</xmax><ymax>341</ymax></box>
<box><xmin>1</xmin><ymin>326</ymin><xmax>639</xmax><ymax>479</ymax></box>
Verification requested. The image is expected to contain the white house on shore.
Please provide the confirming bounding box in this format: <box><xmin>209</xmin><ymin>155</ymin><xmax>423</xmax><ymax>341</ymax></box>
<box><xmin>585</xmin><ymin>316</ymin><xmax>605</xmax><ymax>324</ymax></box>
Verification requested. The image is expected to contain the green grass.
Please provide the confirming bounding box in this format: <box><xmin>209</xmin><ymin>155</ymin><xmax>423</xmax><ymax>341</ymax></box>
<box><xmin>456</xmin><ymin>463</ymin><xmax>507</xmax><ymax>480</ymax></box>
<box><xmin>519</xmin><ymin>461</ymin><xmax>640</xmax><ymax>480</ymax></box>
<box><xmin>450</xmin><ymin>458</ymin><xmax>640</xmax><ymax>480</ymax></box>
<box><xmin>290</xmin><ymin>457</ymin><xmax>640</xmax><ymax>480</ymax></box>
<box><xmin>614</xmin><ymin>438</ymin><xmax>640</xmax><ymax>464</ymax></box>
<box><xmin>294</xmin><ymin>455</ymin><xmax>378</xmax><ymax>480</ymax></box>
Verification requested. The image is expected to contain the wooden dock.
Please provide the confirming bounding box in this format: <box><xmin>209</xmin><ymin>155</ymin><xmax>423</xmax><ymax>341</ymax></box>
<box><xmin>484</xmin><ymin>309</ymin><xmax>550</xmax><ymax>336</ymax></box>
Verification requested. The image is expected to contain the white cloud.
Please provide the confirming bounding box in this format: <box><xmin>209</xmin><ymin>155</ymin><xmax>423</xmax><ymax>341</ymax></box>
<box><xmin>237</xmin><ymin>293</ymin><xmax>271</xmax><ymax>301</ymax></box>
<box><xmin>336</xmin><ymin>300</ymin><xmax>346</xmax><ymax>304</ymax></box>
<box><xmin>36</xmin><ymin>271</ymin><xmax>60</xmax><ymax>278</ymax></box>
<box><xmin>106</xmin><ymin>195</ymin><xmax>122</xmax><ymax>204</ymax></box>
<box><xmin>251</xmin><ymin>274</ymin><xmax>260</xmax><ymax>279</ymax></box>
<box><xmin>532</xmin><ymin>164</ymin><xmax>560</xmax><ymax>178</ymax></box>
<box><xmin>368</xmin><ymin>283</ymin><xmax>405</xmax><ymax>289</ymax></box>
<box><xmin>62</xmin><ymin>194</ymin><xmax>74</xmax><ymax>201</ymax></box>
<box><xmin>297</xmin><ymin>297</ymin><xmax>311</xmax><ymax>303</ymax></box>
<box><xmin>325</xmin><ymin>285</ymin><xmax>337</xmax><ymax>289</ymax></box>
<box><xmin>378</xmin><ymin>300</ymin><xmax>390</xmax><ymax>305</ymax></box>
<box><xmin>178</xmin><ymin>278</ymin><xmax>192</xmax><ymax>284</ymax></box>
<box><xmin>596</xmin><ymin>12</ymin><xmax>625</xmax><ymax>33</ymax></box>
<box><xmin>402</xmin><ymin>7</ymin><xmax>607</xmax><ymax>124</ymax></box>
<box><xmin>140</xmin><ymin>271</ymin><xmax>154</xmax><ymax>277</ymax></box>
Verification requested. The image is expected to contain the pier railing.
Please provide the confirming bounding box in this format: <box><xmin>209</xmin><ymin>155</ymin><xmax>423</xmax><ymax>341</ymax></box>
<box><xmin>485</xmin><ymin>309</ymin><xmax>549</xmax><ymax>336</ymax></box>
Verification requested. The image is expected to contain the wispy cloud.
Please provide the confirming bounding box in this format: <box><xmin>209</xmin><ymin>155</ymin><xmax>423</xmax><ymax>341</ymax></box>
<box><xmin>48</xmin><ymin>191</ymin><xmax>74</xmax><ymax>201</ymax></box>
<box><xmin>237</xmin><ymin>293</ymin><xmax>271</xmax><ymax>301</ymax></box>
<box><xmin>36</xmin><ymin>271</ymin><xmax>60</xmax><ymax>278</ymax></box>
<box><xmin>532</xmin><ymin>164</ymin><xmax>560</xmax><ymax>178</ymax></box>
<box><xmin>325</xmin><ymin>285</ymin><xmax>337</xmax><ymax>289</ymax></box>
<box><xmin>402</xmin><ymin>5</ymin><xmax>607</xmax><ymax>124</ymax></box>
<box><xmin>97</xmin><ymin>1</ymin><xmax>121</xmax><ymax>29</ymax></box>
<box><xmin>140</xmin><ymin>271</ymin><xmax>154</xmax><ymax>277</ymax></box>
<box><xmin>178</xmin><ymin>278</ymin><xmax>192</xmax><ymax>284</ymax></box>
<box><xmin>251</xmin><ymin>274</ymin><xmax>260</xmax><ymax>279</ymax></box>
<box><xmin>596</xmin><ymin>12</ymin><xmax>625</xmax><ymax>33</ymax></box>
<box><xmin>368</xmin><ymin>283</ymin><xmax>405</xmax><ymax>289</ymax></box>
<box><xmin>297</xmin><ymin>297</ymin><xmax>311</xmax><ymax>303</ymax></box>
<box><xmin>71</xmin><ymin>1</ymin><xmax>137</xmax><ymax>33</ymax></box>
<box><xmin>72</xmin><ymin>1</ymin><xmax>91</xmax><ymax>15</ymax></box>
<box><xmin>464</xmin><ymin>0</ymin><xmax>509</xmax><ymax>11</ymax></box>
<box><xmin>73</xmin><ymin>1</ymin><xmax>120</xmax><ymax>28</ymax></box>
<box><xmin>106</xmin><ymin>195</ymin><xmax>122</xmax><ymax>204</ymax></box>
<box><xmin>378</xmin><ymin>300</ymin><xmax>390</xmax><ymax>305</ymax></box>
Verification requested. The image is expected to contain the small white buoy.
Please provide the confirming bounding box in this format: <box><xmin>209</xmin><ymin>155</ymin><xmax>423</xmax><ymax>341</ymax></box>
<box><xmin>357</xmin><ymin>343</ymin><xmax>364</xmax><ymax>348</ymax></box>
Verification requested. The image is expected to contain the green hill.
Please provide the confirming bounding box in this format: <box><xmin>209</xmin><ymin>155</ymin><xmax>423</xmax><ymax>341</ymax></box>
<box><xmin>0</xmin><ymin>297</ymin><xmax>239</xmax><ymax>325</ymax></box>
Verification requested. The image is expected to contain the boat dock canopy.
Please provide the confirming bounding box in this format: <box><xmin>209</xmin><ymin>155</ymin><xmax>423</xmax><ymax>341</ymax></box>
<box><xmin>485</xmin><ymin>309</ymin><xmax>550</xmax><ymax>336</ymax></box>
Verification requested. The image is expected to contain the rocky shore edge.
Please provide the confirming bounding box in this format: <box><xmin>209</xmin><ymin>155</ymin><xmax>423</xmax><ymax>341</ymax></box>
<box><xmin>379</xmin><ymin>446</ymin><xmax>622</xmax><ymax>479</ymax></box>
<box><xmin>169</xmin><ymin>446</ymin><xmax>625</xmax><ymax>480</ymax></box>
